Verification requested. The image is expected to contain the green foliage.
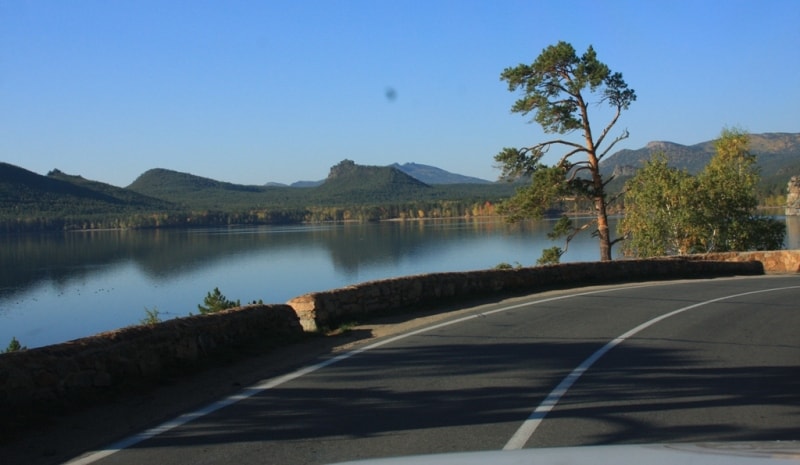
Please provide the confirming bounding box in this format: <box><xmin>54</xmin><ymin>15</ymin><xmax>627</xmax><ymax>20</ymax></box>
<box><xmin>537</xmin><ymin>247</ymin><xmax>564</xmax><ymax>265</ymax></box>
<box><xmin>496</xmin><ymin>41</ymin><xmax>636</xmax><ymax>261</ymax></box>
<box><xmin>140</xmin><ymin>306</ymin><xmax>162</xmax><ymax>325</ymax></box>
<box><xmin>620</xmin><ymin>129</ymin><xmax>785</xmax><ymax>257</ymax></box>
<box><xmin>695</xmin><ymin>128</ymin><xmax>763</xmax><ymax>252</ymax></box>
<box><xmin>198</xmin><ymin>287</ymin><xmax>240</xmax><ymax>314</ymax></box>
<box><xmin>494</xmin><ymin>261</ymin><xmax>522</xmax><ymax>270</ymax></box>
<box><xmin>540</xmin><ymin>215</ymin><xmax>587</xmax><ymax>263</ymax></box>
<box><xmin>501</xmin><ymin>42</ymin><xmax>634</xmax><ymax>133</ymax></box>
<box><xmin>3</xmin><ymin>336</ymin><xmax>26</xmax><ymax>353</ymax></box>
<box><xmin>620</xmin><ymin>154</ymin><xmax>701</xmax><ymax>256</ymax></box>
<box><xmin>497</xmin><ymin>164</ymin><xmax>571</xmax><ymax>221</ymax></box>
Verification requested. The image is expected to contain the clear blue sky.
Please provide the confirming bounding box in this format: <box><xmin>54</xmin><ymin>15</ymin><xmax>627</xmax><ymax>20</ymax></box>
<box><xmin>2</xmin><ymin>1</ymin><xmax>798</xmax><ymax>187</ymax></box>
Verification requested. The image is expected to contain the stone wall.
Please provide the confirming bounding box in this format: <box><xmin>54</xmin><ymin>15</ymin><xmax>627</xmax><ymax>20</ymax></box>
<box><xmin>287</xmin><ymin>258</ymin><xmax>764</xmax><ymax>332</ymax></box>
<box><xmin>0</xmin><ymin>304</ymin><xmax>303</xmax><ymax>427</ymax></box>
<box><xmin>0</xmin><ymin>256</ymin><xmax>778</xmax><ymax>429</ymax></box>
<box><xmin>686</xmin><ymin>250</ymin><xmax>800</xmax><ymax>273</ymax></box>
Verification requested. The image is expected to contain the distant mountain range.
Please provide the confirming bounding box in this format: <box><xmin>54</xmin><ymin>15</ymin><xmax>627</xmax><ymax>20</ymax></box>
<box><xmin>0</xmin><ymin>156</ymin><xmax>513</xmax><ymax>217</ymax></box>
<box><xmin>390</xmin><ymin>163</ymin><xmax>492</xmax><ymax>185</ymax></box>
<box><xmin>600</xmin><ymin>132</ymin><xmax>800</xmax><ymax>195</ymax></box>
<box><xmin>1</xmin><ymin>132</ymin><xmax>798</xmax><ymax>231</ymax></box>
<box><xmin>123</xmin><ymin>159</ymin><xmax>499</xmax><ymax>209</ymax></box>
<box><xmin>0</xmin><ymin>158</ymin><xmax>514</xmax><ymax>228</ymax></box>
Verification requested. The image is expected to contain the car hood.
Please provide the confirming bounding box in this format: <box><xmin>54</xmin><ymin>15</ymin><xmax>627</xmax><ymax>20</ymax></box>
<box><xmin>328</xmin><ymin>442</ymin><xmax>800</xmax><ymax>465</ymax></box>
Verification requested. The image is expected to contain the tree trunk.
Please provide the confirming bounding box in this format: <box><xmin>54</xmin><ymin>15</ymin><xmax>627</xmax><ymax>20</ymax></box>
<box><xmin>588</xmin><ymin>147</ymin><xmax>612</xmax><ymax>261</ymax></box>
<box><xmin>595</xmin><ymin>195</ymin><xmax>612</xmax><ymax>261</ymax></box>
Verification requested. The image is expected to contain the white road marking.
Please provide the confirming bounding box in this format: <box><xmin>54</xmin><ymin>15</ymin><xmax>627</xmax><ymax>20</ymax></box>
<box><xmin>66</xmin><ymin>279</ymin><xmax>797</xmax><ymax>464</ymax></box>
<box><xmin>502</xmin><ymin>284</ymin><xmax>800</xmax><ymax>450</ymax></box>
<box><xmin>66</xmin><ymin>284</ymin><xmax>633</xmax><ymax>464</ymax></box>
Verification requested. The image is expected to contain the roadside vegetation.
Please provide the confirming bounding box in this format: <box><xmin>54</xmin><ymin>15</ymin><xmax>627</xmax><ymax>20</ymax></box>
<box><xmin>140</xmin><ymin>307</ymin><xmax>162</xmax><ymax>325</ymax></box>
<box><xmin>620</xmin><ymin>129</ymin><xmax>785</xmax><ymax>257</ymax></box>
<box><xmin>2</xmin><ymin>337</ymin><xmax>26</xmax><ymax>353</ymax></box>
<box><xmin>198</xmin><ymin>287</ymin><xmax>242</xmax><ymax>314</ymax></box>
<box><xmin>494</xmin><ymin>42</ymin><xmax>787</xmax><ymax>264</ymax></box>
<box><xmin>494</xmin><ymin>41</ymin><xmax>636</xmax><ymax>263</ymax></box>
<box><xmin>196</xmin><ymin>287</ymin><xmax>264</xmax><ymax>315</ymax></box>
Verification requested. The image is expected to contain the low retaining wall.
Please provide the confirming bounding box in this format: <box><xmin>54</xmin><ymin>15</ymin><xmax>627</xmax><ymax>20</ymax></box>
<box><xmin>287</xmin><ymin>258</ymin><xmax>765</xmax><ymax>332</ymax></box>
<box><xmin>686</xmin><ymin>250</ymin><xmax>800</xmax><ymax>273</ymax></box>
<box><xmin>0</xmin><ymin>255</ymin><xmax>776</xmax><ymax>431</ymax></box>
<box><xmin>0</xmin><ymin>304</ymin><xmax>303</xmax><ymax>430</ymax></box>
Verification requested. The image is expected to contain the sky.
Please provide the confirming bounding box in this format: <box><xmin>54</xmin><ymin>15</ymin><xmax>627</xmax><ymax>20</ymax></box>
<box><xmin>1</xmin><ymin>1</ymin><xmax>798</xmax><ymax>187</ymax></box>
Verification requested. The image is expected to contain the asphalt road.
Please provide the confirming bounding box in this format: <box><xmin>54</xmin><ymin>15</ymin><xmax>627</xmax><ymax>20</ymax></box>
<box><xmin>66</xmin><ymin>275</ymin><xmax>800</xmax><ymax>465</ymax></box>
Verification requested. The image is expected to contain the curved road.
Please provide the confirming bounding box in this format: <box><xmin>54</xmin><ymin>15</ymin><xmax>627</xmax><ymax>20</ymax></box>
<box><xmin>67</xmin><ymin>275</ymin><xmax>800</xmax><ymax>464</ymax></box>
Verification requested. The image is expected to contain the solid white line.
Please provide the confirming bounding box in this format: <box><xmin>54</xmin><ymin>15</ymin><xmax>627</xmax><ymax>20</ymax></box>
<box><xmin>502</xmin><ymin>284</ymin><xmax>800</xmax><ymax>450</ymax></box>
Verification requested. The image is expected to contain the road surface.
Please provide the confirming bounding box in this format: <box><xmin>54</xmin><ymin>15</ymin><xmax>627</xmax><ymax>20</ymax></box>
<box><xmin>65</xmin><ymin>275</ymin><xmax>800</xmax><ymax>464</ymax></box>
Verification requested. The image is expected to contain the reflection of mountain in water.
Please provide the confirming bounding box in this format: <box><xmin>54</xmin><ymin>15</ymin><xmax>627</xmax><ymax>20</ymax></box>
<box><xmin>0</xmin><ymin>226</ymin><xmax>319</xmax><ymax>300</ymax></box>
<box><xmin>0</xmin><ymin>221</ymin><xmax>540</xmax><ymax>299</ymax></box>
<box><xmin>320</xmin><ymin>220</ymin><xmax>550</xmax><ymax>277</ymax></box>
<box><xmin>2</xmin><ymin>217</ymin><xmax>797</xmax><ymax>301</ymax></box>
<box><xmin>0</xmin><ymin>232</ymin><xmax>133</xmax><ymax>300</ymax></box>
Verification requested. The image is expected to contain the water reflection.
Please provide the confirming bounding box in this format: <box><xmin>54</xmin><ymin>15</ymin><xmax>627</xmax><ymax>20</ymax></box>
<box><xmin>0</xmin><ymin>219</ymin><xmax>558</xmax><ymax>300</ymax></box>
<box><xmin>1</xmin><ymin>216</ymin><xmax>797</xmax><ymax>348</ymax></box>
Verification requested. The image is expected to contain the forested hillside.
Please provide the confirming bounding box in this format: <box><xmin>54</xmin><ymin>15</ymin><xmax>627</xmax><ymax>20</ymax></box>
<box><xmin>0</xmin><ymin>163</ymin><xmax>177</xmax><ymax>231</ymax></box>
<box><xmin>0</xmin><ymin>160</ymin><xmax>513</xmax><ymax>232</ymax></box>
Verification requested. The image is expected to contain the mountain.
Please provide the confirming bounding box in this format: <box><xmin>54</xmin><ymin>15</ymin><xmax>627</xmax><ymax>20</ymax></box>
<box><xmin>284</xmin><ymin>162</ymin><xmax>491</xmax><ymax>187</ymax></box>
<box><xmin>47</xmin><ymin>169</ymin><xmax>174</xmax><ymax>209</ymax></box>
<box><xmin>601</xmin><ymin>132</ymin><xmax>800</xmax><ymax>174</ymax></box>
<box><xmin>0</xmin><ymin>163</ymin><xmax>172</xmax><ymax>214</ymax></box>
<box><xmin>600</xmin><ymin>132</ymin><xmax>800</xmax><ymax>195</ymax></box>
<box><xmin>602</xmin><ymin>140</ymin><xmax>714</xmax><ymax>176</ymax></box>
<box><xmin>128</xmin><ymin>168</ymin><xmax>264</xmax><ymax>197</ymax></box>
<box><xmin>290</xmin><ymin>180</ymin><xmax>324</xmax><ymax>188</ymax></box>
<box><xmin>124</xmin><ymin>161</ymin><xmax>440</xmax><ymax>208</ymax></box>
<box><xmin>127</xmin><ymin>168</ymin><xmax>310</xmax><ymax>210</ymax></box>
<box><xmin>390</xmin><ymin>162</ymin><xmax>492</xmax><ymax>185</ymax></box>
<box><xmin>314</xmin><ymin>159</ymin><xmax>432</xmax><ymax>203</ymax></box>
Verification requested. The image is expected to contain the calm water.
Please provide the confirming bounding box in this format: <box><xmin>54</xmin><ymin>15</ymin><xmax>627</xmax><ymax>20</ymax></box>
<box><xmin>2</xmin><ymin>216</ymin><xmax>798</xmax><ymax>349</ymax></box>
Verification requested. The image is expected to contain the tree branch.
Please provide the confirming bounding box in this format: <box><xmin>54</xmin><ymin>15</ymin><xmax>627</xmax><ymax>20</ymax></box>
<box><xmin>530</xmin><ymin>138</ymin><xmax>586</xmax><ymax>153</ymax></box>
<box><xmin>598</xmin><ymin>127</ymin><xmax>630</xmax><ymax>161</ymax></box>
<box><xmin>566</xmin><ymin>164</ymin><xmax>592</xmax><ymax>182</ymax></box>
<box><xmin>561</xmin><ymin>221</ymin><xmax>594</xmax><ymax>255</ymax></box>
<box><xmin>556</xmin><ymin>148</ymin><xmax>587</xmax><ymax>167</ymax></box>
<box><xmin>594</xmin><ymin>105</ymin><xmax>623</xmax><ymax>151</ymax></box>
<box><xmin>609</xmin><ymin>236</ymin><xmax>626</xmax><ymax>247</ymax></box>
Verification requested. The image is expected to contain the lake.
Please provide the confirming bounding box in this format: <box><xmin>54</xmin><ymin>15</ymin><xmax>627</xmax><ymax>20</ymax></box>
<box><xmin>2</xmin><ymin>216</ymin><xmax>798</xmax><ymax>349</ymax></box>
